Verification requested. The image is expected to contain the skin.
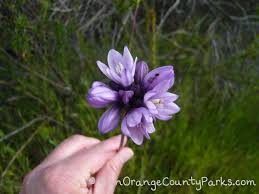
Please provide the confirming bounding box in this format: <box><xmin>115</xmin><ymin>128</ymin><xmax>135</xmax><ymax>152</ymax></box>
<box><xmin>20</xmin><ymin>135</ymin><xmax>134</xmax><ymax>194</ymax></box>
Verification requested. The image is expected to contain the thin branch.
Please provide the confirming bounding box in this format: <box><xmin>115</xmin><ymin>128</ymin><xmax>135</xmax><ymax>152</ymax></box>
<box><xmin>78</xmin><ymin>6</ymin><xmax>107</xmax><ymax>32</ymax></box>
<box><xmin>229</xmin><ymin>15</ymin><xmax>259</xmax><ymax>21</ymax></box>
<box><xmin>0</xmin><ymin>116</ymin><xmax>47</xmax><ymax>143</ymax></box>
<box><xmin>157</xmin><ymin>0</ymin><xmax>181</xmax><ymax>31</ymax></box>
<box><xmin>0</xmin><ymin>48</ymin><xmax>72</xmax><ymax>93</ymax></box>
<box><xmin>115</xmin><ymin>10</ymin><xmax>131</xmax><ymax>46</ymax></box>
<box><xmin>51</xmin><ymin>8</ymin><xmax>72</xmax><ymax>13</ymax></box>
<box><xmin>0</xmin><ymin>126</ymin><xmax>42</xmax><ymax>185</ymax></box>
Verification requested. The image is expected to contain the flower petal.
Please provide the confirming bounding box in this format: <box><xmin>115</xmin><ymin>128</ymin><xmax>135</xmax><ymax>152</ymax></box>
<box><xmin>121</xmin><ymin>68</ymin><xmax>133</xmax><ymax>87</ymax></box>
<box><xmin>135</xmin><ymin>61</ymin><xmax>149</xmax><ymax>83</ymax></box>
<box><xmin>97</xmin><ymin>61</ymin><xmax>111</xmax><ymax>79</ymax></box>
<box><xmin>128</xmin><ymin>126</ymin><xmax>144</xmax><ymax>145</ymax></box>
<box><xmin>107</xmin><ymin>49</ymin><xmax>123</xmax><ymax>70</ymax></box>
<box><xmin>92</xmin><ymin>81</ymin><xmax>105</xmax><ymax>87</ymax></box>
<box><xmin>164</xmin><ymin>102</ymin><xmax>180</xmax><ymax>114</ymax></box>
<box><xmin>126</xmin><ymin>109</ymin><xmax>142</xmax><ymax>127</ymax></box>
<box><xmin>121</xmin><ymin>117</ymin><xmax>130</xmax><ymax>136</ymax></box>
<box><xmin>145</xmin><ymin>122</ymin><xmax>155</xmax><ymax>133</ymax></box>
<box><xmin>144</xmin><ymin>65</ymin><xmax>174</xmax><ymax>91</ymax></box>
<box><xmin>151</xmin><ymin>79</ymin><xmax>173</xmax><ymax>93</ymax></box>
<box><xmin>155</xmin><ymin>114</ymin><xmax>172</xmax><ymax>120</ymax></box>
<box><xmin>141</xmin><ymin>126</ymin><xmax>150</xmax><ymax>139</ymax></box>
<box><xmin>144</xmin><ymin>91</ymin><xmax>157</xmax><ymax>102</ymax></box>
<box><xmin>140</xmin><ymin>108</ymin><xmax>153</xmax><ymax>123</ymax></box>
<box><xmin>107</xmin><ymin>68</ymin><xmax>122</xmax><ymax>84</ymax></box>
<box><xmin>87</xmin><ymin>82</ymin><xmax>118</xmax><ymax>108</ymax></box>
<box><xmin>123</xmin><ymin>46</ymin><xmax>134</xmax><ymax>71</ymax></box>
<box><xmin>158</xmin><ymin>92</ymin><xmax>179</xmax><ymax>102</ymax></box>
<box><xmin>98</xmin><ymin>106</ymin><xmax>120</xmax><ymax>134</ymax></box>
<box><xmin>145</xmin><ymin>101</ymin><xmax>158</xmax><ymax>114</ymax></box>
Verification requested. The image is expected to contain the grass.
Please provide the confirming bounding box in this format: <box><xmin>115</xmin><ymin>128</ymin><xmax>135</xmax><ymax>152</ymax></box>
<box><xmin>0</xmin><ymin>1</ymin><xmax>259</xmax><ymax>193</ymax></box>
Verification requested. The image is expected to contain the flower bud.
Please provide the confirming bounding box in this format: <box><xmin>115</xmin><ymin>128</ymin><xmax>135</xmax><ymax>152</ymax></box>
<box><xmin>87</xmin><ymin>81</ymin><xmax>118</xmax><ymax>108</ymax></box>
<box><xmin>143</xmin><ymin>65</ymin><xmax>174</xmax><ymax>91</ymax></box>
<box><xmin>134</xmin><ymin>61</ymin><xmax>149</xmax><ymax>83</ymax></box>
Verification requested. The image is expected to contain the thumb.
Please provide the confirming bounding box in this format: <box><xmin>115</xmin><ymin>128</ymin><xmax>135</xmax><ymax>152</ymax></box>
<box><xmin>93</xmin><ymin>147</ymin><xmax>134</xmax><ymax>194</ymax></box>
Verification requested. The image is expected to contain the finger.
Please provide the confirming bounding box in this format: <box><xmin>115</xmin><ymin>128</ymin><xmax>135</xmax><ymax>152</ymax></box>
<box><xmin>88</xmin><ymin>186</ymin><xmax>93</xmax><ymax>194</ymax></box>
<box><xmin>19</xmin><ymin>188</ymin><xmax>25</xmax><ymax>194</ymax></box>
<box><xmin>94</xmin><ymin>147</ymin><xmax>134</xmax><ymax>194</ymax></box>
<box><xmin>64</xmin><ymin>135</ymin><xmax>127</xmax><ymax>176</ymax></box>
<box><xmin>40</xmin><ymin>134</ymin><xmax>100</xmax><ymax>168</ymax></box>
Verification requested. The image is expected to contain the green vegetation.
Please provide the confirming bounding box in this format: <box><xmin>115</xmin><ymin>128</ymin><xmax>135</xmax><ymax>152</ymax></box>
<box><xmin>0</xmin><ymin>1</ymin><xmax>258</xmax><ymax>193</ymax></box>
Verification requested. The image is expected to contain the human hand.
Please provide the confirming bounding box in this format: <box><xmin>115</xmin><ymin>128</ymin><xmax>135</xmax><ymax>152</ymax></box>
<box><xmin>20</xmin><ymin>135</ymin><xmax>134</xmax><ymax>194</ymax></box>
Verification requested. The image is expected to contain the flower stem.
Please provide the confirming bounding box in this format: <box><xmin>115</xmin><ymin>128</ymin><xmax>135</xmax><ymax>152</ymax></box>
<box><xmin>119</xmin><ymin>134</ymin><xmax>125</xmax><ymax>149</ymax></box>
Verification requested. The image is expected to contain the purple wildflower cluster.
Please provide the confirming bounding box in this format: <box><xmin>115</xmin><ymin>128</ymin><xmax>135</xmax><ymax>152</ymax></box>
<box><xmin>87</xmin><ymin>46</ymin><xmax>180</xmax><ymax>145</ymax></box>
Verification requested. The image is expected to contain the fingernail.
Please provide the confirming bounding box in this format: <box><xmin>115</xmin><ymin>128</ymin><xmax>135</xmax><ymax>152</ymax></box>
<box><xmin>120</xmin><ymin>147</ymin><xmax>134</xmax><ymax>162</ymax></box>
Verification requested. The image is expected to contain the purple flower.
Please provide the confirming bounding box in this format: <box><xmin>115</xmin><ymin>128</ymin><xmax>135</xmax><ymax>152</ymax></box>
<box><xmin>87</xmin><ymin>46</ymin><xmax>180</xmax><ymax>145</ymax></box>
<box><xmin>122</xmin><ymin>107</ymin><xmax>155</xmax><ymax>145</ymax></box>
<box><xmin>96</xmin><ymin>46</ymin><xmax>137</xmax><ymax>87</ymax></box>
<box><xmin>144</xmin><ymin>81</ymin><xmax>180</xmax><ymax>120</ymax></box>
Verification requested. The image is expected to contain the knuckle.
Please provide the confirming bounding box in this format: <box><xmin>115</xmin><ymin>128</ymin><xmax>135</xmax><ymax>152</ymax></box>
<box><xmin>84</xmin><ymin>137</ymin><xmax>100</xmax><ymax>144</ymax></box>
<box><xmin>70</xmin><ymin>134</ymin><xmax>86</xmax><ymax>142</ymax></box>
<box><xmin>70</xmin><ymin>134</ymin><xmax>100</xmax><ymax>144</ymax></box>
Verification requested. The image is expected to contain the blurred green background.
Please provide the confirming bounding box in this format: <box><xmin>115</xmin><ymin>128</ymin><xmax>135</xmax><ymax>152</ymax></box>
<box><xmin>0</xmin><ymin>0</ymin><xmax>259</xmax><ymax>193</ymax></box>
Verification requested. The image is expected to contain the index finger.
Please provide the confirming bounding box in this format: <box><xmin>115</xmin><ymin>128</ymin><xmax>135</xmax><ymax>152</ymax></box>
<box><xmin>63</xmin><ymin>135</ymin><xmax>127</xmax><ymax>176</ymax></box>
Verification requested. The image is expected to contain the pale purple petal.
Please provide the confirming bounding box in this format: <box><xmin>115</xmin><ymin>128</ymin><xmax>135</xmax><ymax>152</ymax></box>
<box><xmin>126</xmin><ymin>109</ymin><xmax>142</xmax><ymax>127</ymax></box>
<box><xmin>107</xmin><ymin>49</ymin><xmax>123</xmax><ymax>70</ymax></box>
<box><xmin>128</xmin><ymin>126</ymin><xmax>144</xmax><ymax>145</ymax></box>
<box><xmin>121</xmin><ymin>117</ymin><xmax>130</xmax><ymax>136</ymax></box>
<box><xmin>123</xmin><ymin>46</ymin><xmax>134</xmax><ymax>71</ymax></box>
<box><xmin>92</xmin><ymin>81</ymin><xmax>105</xmax><ymax>87</ymax></box>
<box><xmin>144</xmin><ymin>91</ymin><xmax>157</xmax><ymax>102</ymax></box>
<box><xmin>138</xmin><ymin>107</ymin><xmax>153</xmax><ymax>123</ymax></box>
<box><xmin>141</xmin><ymin>126</ymin><xmax>150</xmax><ymax>139</ymax></box>
<box><xmin>151</xmin><ymin>79</ymin><xmax>173</xmax><ymax>93</ymax></box>
<box><xmin>156</xmin><ymin>114</ymin><xmax>172</xmax><ymax>120</ymax></box>
<box><xmin>145</xmin><ymin>101</ymin><xmax>158</xmax><ymax>114</ymax></box>
<box><xmin>134</xmin><ymin>61</ymin><xmax>149</xmax><ymax>83</ymax></box>
<box><xmin>121</xmin><ymin>68</ymin><xmax>133</xmax><ymax>86</ymax></box>
<box><xmin>87</xmin><ymin>82</ymin><xmax>118</xmax><ymax>108</ymax></box>
<box><xmin>107</xmin><ymin>68</ymin><xmax>122</xmax><ymax>84</ymax></box>
<box><xmin>157</xmin><ymin>92</ymin><xmax>179</xmax><ymax>102</ymax></box>
<box><xmin>166</xmin><ymin>102</ymin><xmax>180</xmax><ymax>113</ymax></box>
<box><xmin>145</xmin><ymin>122</ymin><xmax>155</xmax><ymax>133</ymax></box>
<box><xmin>144</xmin><ymin>65</ymin><xmax>174</xmax><ymax>91</ymax></box>
<box><xmin>96</xmin><ymin>61</ymin><xmax>111</xmax><ymax>78</ymax></box>
<box><xmin>98</xmin><ymin>106</ymin><xmax>120</xmax><ymax>134</ymax></box>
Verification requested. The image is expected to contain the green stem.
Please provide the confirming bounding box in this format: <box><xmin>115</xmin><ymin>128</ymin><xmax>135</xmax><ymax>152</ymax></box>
<box><xmin>119</xmin><ymin>134</ymin><xmax>126</xmax><ymax>149</ymax></box>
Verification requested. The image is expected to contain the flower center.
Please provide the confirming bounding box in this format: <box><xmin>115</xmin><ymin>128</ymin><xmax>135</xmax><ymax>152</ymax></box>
<box><xmin>109</xmin><ymin>81</ymin><xmax>145</xmax><ymax>110</ymax></box>
<box><xmin>115</xmin><ymin>62</ymin><xmax>124</xmax><ymax>75</ymax></box>
<box><xmin>152</xmin><ymin>99</ymin><xmax>164</xmax><ymax>107</ymax></box>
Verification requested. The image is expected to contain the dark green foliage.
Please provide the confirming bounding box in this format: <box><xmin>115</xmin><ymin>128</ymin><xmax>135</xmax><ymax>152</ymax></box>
<box><xmin>0</xmin><ymin>1</ymin><xmax>258</xmax><ymax>193</ymax></box>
